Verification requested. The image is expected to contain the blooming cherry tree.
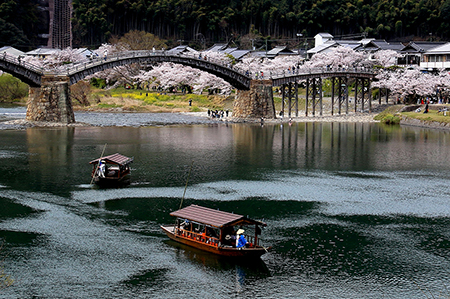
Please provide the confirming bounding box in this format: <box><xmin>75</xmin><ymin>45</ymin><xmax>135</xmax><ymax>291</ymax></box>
<box><xmin>372</xmin><ymin>50</ymin><xmax>401</xmax><ymax>68</ymax></box>
<box><xmin>303</xmin><ymin>46</ymin><xmax>367</xmax><ymax>69</ymax></box>
<box><xmin>132</xmin><ymin>62</ymin><xmax>232</xmax><ymax>94</ymax></box>
<box><xmin>377</xmin><ymin>67</ymin><xmax>437</xmax><ymax>101</ymax></box>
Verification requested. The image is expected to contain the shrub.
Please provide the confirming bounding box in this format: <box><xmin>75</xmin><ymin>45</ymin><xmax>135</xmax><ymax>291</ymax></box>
<box><xmin>70</xmin><ymin>81</ymin><xmax>91</xmax><ymax>106</ymax></box>
<box><xmin>97</xmin><ymin>103</ymin><xmax>122</xmax><ymax>108</ymax></box>
<box><xmin>90</xmin><ymin>78</ymin><xmax>106</xmax><ymax>89</ymax></box>
<box><xmin>380</xmin><ymin>114</ymin><xmax>401</xmax><ymax>125</ymax></box>
<box><xmin>0</xmin><ymin>74</ymin><xmax>28</xmax><ymax>102</ymax></box>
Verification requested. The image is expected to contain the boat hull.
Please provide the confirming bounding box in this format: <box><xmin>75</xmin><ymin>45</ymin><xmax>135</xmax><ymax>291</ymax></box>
<box><xmin>93</xmin><ymin>174</ymin><xmax>131</xmax><ymax>187</ymax></box>
<box><xmin>161</xmin><ymin>226</ymin><xmax>268</xmax><ymax>258</ymax></box>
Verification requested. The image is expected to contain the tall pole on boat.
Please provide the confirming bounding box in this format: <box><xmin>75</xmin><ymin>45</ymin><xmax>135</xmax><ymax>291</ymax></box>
<box><xmin>179</xmin><ymin>160</ymin><xmax>194</xmax><ymax>210</ymax></box>
<box><xmin>90</xmin><ymin>143</ymin><xmax>107</xmax><ymax>185</ymax></box>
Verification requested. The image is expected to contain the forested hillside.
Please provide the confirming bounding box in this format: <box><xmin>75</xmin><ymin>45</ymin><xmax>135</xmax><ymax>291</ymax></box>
<box><xmin>1</xmin><ymin>0</ymin><xmax>450</xmax><ymax>50</ymax></box>
<box><xmin>0</xmin><ymin>0</ymin><xmax>42</xmax><ymax>49</ymax></box>
<box><xmin>71</xmin><ymin>0</ymin><xmax>450</xmax><ymax>48</ymax></box>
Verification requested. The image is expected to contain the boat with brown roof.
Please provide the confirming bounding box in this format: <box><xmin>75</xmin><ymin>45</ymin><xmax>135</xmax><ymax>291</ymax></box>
<box><xmin>89</xmin><ymin>153</ymin><xmax>133</xmax><ymax>185</ymax></box>
<box><xmin>161</xmin><ymin>204</ymin><xmax>271</xmax><ymax>258</ymax></box>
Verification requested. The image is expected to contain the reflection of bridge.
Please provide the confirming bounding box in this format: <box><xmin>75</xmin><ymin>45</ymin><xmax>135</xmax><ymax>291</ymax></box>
<box><xmin>0</xmin><ymin>51</ymin><xmax>375</xmax><ymax>123</ymax></box>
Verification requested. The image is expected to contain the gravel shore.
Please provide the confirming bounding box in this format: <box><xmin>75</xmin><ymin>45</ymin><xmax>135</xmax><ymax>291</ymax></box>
<box><xmin>0</xmin><ymin>108</ymin><xmax>378</xmax><ymax>130</ymax></box>
<box><xmin>185</xmin><ymin>111</ymin><xmax>378</xmax><ymax>123</ymax></box>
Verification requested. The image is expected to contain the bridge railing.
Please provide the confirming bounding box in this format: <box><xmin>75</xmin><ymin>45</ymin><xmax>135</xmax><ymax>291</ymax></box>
<box><xmin>0</xmin><ymin>53</ymin><xmax>45</xmax><ymax>74</ymax></box>
<box><xmin>265</xmin><ymin>66</ymin><xmax>375</xmax><ymax>80</ymax></box>
<box><xmin>52</xmin><ymin>50</ymin><xmax>250</xmax><ymax>78</ymax></box>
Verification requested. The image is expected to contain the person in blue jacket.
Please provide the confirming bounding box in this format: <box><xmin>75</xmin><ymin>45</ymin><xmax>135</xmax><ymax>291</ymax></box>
<box><xmin>236</xmin><ymin>229</ymin><xmax>248</xmax><ymax>248</ymax></box>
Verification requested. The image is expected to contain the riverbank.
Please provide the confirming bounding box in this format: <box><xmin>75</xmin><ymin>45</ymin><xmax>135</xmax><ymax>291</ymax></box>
<box><xmin>0</xmin><ymin>108</ymin><xmax>381</xmax><ymax>130</ymax></box>
<box><xmin>185</xmin><ymin>111</ymin><xmax>379</xmax><ymax>123</ymax></box>
<box><xmin>4</xmin><ymin>102</ymin><xmax>450</xmax><ymax>130</ymax></box>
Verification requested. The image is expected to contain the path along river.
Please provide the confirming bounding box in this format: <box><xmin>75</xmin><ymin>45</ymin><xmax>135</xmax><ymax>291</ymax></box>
<box><xmin>0</xmin><ymin>106</ymin><xmax>449</xmax><ymax>298</ymax></box>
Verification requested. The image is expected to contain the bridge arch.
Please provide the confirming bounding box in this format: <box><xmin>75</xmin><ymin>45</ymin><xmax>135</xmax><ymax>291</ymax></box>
<box><xmin>64</xmin><ymin>52</ymin><xmax>251</xmax><ymax>90</ymax></box>
<box><xmin>0</xmin><ymin>55</ymin><xmax>42</xmax><ymax>87</ymax></box>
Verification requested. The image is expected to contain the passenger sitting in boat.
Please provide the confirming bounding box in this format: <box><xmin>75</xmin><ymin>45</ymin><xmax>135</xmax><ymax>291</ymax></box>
<box><xmin>182</xmin><ymin>220</ymin><xmax>190</xmax><ymax>231</ymax></box>
<box><xmin>223</xmin><ymin>227</ymin><xmax>236</xmax><ymax>246</ymax></box>
<box><xmin>206</xmin><ymin>226</ymin><xmax>218</xmax><ymax>238</ymax></box>
<box><xmin>236</xmin><ymin>230</ymin><xmax>248</xmax><ymax>248</ymax></box>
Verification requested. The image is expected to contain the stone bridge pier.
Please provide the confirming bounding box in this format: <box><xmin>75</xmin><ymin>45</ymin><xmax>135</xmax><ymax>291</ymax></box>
<box><xmin>26</xmin><ymin>75</ymin><xmax>74</xmax><ymax>123</ymax></box>
<box><xmin>233</xmin><ymin>79</ymin><xmax>276</xmax><ymax>119</ymax></box>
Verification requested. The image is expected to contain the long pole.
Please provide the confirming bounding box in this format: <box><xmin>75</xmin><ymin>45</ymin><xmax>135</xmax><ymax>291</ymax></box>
<box><xmin>90</xmin><ymin>143</ymin><xmax>107</xmax><ymax>185</ymax></box>
<box><xmin>179</xmin><ymin>160</ymin><xmax>194</xmax><ymax>210</ymax></box>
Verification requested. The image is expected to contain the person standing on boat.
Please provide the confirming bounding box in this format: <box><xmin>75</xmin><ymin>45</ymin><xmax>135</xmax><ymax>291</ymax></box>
<box><xmin>236</xmin><ymin>229</ymin><xmax>248</xmax><ymax>248</ymax></box>
<box><xmin>98</xmin><ymin>160</ymin><xmax>106</xmax><ymax>178</ymax></box>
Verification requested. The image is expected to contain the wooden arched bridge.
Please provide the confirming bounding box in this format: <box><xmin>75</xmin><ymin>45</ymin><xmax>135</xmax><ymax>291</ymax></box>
<box><xmin>0</xmin><ymin>50</ymin><xmax>375</xmax><ymax>123</ymax></box>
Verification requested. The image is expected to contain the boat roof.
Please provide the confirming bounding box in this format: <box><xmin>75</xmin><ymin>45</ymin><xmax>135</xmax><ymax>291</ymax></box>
<box><xmin>170</xmin><ymin>204</ymin><xmax>267</xmax><ymax>228</ymax></box>
<box><xmin>89</xmin><ymin>153</ymin><xmax>133</xmax><ymax>166</ymax></box>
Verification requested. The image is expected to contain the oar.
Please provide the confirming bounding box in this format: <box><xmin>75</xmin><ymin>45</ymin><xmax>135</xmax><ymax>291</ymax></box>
<box><xmin>179</xmin><ymin>160</ymin><xmax>194</xmax><ymax>210</ymax></box>
<box><xmin>90</xmin><ymin>143</ymin><xmax>107</xmax><ymax>185</ymax></box>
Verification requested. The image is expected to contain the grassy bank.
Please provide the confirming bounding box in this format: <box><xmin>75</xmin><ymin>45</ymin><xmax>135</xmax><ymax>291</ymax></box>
<box><xmin>75</xmin><ymin>87</ymin><xmax>236</xmax><ymax>112</ymax></box>
<box><xmin>75</xmin><ymin>87</ymin><xmax>295</xmax><ymax>113</ymax></box>
<box><xmin>371</xmin><ymin>104</ymin><xmax>450</xmax><ymax>125</ymax></box>
<box><xmin>402</xmin><ymin>109</ymin><xmax>450</xmax><ymax>123</ymax></box>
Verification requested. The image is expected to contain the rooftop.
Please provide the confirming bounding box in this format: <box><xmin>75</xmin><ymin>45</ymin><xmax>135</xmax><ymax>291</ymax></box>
<box><xmin>89</xmin><ymin>153</ymin><xmax>133</xmax><ymax>166</ymax></box>
<box><xmin>170</xmin><ymin>204</ymin><xmax>266</xmax><ymax>228</ymax></box>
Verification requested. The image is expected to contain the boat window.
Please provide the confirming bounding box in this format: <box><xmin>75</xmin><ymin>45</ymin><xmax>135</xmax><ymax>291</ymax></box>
<box><xmin>193</xmin><ymin>222</ymin><xmax>203</xmax><ymax>233</ymax></box>
<box><xmin>205</xmin><ymin>226</ymin><xmax>219</xmax><ymax>238</ymax></box>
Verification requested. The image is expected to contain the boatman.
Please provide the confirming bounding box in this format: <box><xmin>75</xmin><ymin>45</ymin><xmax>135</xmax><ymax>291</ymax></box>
<box><xmin>236</xmin><ymin>229</ymin><xmax>248</xmax><ymax>248</ymax></box>
<box><xmin>98</xmin><ymin>160</ymin><xmax>106</xmax><ymax>178</ymax></box>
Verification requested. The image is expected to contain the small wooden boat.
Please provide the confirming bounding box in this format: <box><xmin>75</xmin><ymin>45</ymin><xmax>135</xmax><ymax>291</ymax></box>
<box><xmin>89</xmin><ymin>153</ymin><xmax>133</xmax><ymax>185</ymax></box>
<box><xmin>161</xmin><ymin>204</ymin><xmax>271</xmax><ymax>258</ymax></box>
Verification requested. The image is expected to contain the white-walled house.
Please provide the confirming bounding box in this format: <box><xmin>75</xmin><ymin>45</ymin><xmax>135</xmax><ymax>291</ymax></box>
<box><xmin>25</xmin><ymin>47</ymin><xmax>61</xmax><ymax>59</ymax></box>
<box><xmin>420</xmin><ymin>43</ymin><xmax>450</xmax><ymax>70</ymax></box>
<box><xmin>399</xmin><ymin>41</ymin><xmax>446</xmax><ymax>66</ymax></box>
<box><xmin>314</xmin><ymin>33</ymin><xmax>334</xmax><ymax>47</ymax></box>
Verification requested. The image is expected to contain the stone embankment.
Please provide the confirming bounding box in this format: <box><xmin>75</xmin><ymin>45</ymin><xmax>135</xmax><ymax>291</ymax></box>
<box><xmin>400</xmin><ymin>116</ymin><xmax>450</xmax><ymax>130</ymax></box>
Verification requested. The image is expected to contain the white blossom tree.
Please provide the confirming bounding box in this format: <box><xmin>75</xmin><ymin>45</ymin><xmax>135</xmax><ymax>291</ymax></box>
<box><xmin>303</xmin><ymin>46</ymin><xmax>367</xmax><ymax>70</ymax></box>
<box><xmin>235</xmin><ymin>55</ymin><xmax>303</xmax><ymax>78</ymax></box>
<box><xmin>132</xmin><ymin>62</ymin><xmax>232</xmax><ymax>94</ymax></box>
<box><xmin>371</xmin><ymin>49</ymin><xmax>401</xmax><ymax>68</ymax></box>
<box><xmin>376</xmin><ymin>67</ymin><xmax>437</xmax><ymax>102</ymax></box>
<box><xmin>20</xmin><ymin>47</ymin><xmax>85</xmax><ymax>74</ymax></box>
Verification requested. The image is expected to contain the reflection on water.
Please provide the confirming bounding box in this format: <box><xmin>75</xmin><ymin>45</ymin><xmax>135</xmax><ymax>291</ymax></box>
<box><xmin>0</xmin><ymin>122</ymin><xmax>449</xmax><ymax>298</ymax></box>
<box><xmin>164</xmin><ymin>240</ymin><xmax>271</xmax><ymax>295</ymax></box>
<box><xmin>166</xmin><ymin>239</ymin><xmax>271</xmax><ymax>274</ymax></box>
